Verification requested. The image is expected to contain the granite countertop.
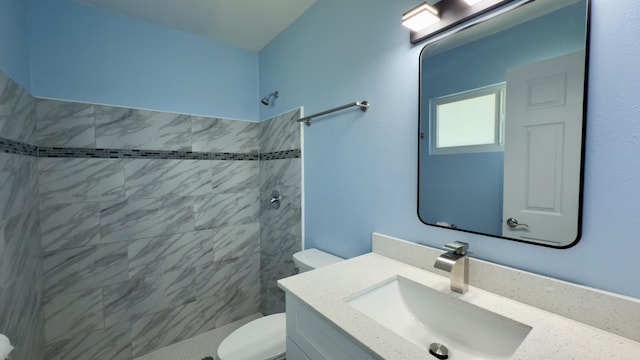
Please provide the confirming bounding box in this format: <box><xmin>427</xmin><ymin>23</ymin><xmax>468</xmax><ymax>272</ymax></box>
<box><xmin>278</xmin><ymin>253</ymin><xmax>640</xmax><ymax>360</ymax></box>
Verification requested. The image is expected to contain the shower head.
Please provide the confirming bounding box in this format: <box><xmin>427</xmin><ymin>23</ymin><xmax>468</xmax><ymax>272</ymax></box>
<box><xmin>260</xmin><ymin>91</ymin><xmax>279</xmax><ymax>106</ymax></box>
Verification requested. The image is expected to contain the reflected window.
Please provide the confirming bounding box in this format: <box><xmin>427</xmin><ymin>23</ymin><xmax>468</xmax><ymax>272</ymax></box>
<box><xmin>430</xmin><ymin>83</ymin><xmax>505</xmax><ymax>154</ymax></box>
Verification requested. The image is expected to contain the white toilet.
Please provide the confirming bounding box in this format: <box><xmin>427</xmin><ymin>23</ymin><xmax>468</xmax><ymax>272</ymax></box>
<box><xmin>216</xmin><ymin>248</ymin><xmax>343</xmax><ymax>360</ymax></box>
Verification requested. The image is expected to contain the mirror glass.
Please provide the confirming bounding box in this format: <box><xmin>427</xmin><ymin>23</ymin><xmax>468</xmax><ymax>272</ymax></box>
<box><xmin>418</xmin><ymin>0</ymin><xmax>589</xmax><ymax>247</ymax></box>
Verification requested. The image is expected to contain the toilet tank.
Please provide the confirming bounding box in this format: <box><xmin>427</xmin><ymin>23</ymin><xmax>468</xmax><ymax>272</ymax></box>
<box><xmin>293</xmin><ymin>248</ymin><xmax>343</xmax><ymax>273</ymax></box>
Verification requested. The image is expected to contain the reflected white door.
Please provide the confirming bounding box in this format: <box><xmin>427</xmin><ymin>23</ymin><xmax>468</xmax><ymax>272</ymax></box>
<box><xmin>502</xmin><ymin>51</ymin><xmax>585</xmax><ymax>245</ymax></box>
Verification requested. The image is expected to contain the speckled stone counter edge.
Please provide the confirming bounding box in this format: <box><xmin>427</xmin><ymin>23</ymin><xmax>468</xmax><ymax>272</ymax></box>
<box><xmin>372</xmin><ymin>232</ymin><xmax>640</xmax><ymax>342</ymax></box>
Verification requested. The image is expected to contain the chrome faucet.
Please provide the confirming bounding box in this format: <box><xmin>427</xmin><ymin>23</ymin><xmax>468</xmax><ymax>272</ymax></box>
<box><xmin>434</xmin><ymin>241</ymin><xmax>469</xmax><ymax>294</ymax></box>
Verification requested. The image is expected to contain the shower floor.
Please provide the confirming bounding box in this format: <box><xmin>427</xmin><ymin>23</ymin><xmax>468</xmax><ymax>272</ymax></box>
<box><xmin>133</xmin><ymin>313</ymin><xmax>262</xmax><ymax>360</ymax></box>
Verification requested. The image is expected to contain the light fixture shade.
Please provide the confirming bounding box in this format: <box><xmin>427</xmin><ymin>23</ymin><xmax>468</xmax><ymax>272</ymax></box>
<box><xmin>402</xmin><ymin>2</ymin><xmax>440</xmax><ymax>32</ymax></box>
<box><xmin>463</xmin><ymin>0</ymin><xmax>485</xmax><ymax>5</ymax></box>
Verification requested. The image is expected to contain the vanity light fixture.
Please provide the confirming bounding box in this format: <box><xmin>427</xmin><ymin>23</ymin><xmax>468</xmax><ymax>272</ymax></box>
<box><xmin>402</xmin><ymin>2</ymin><xmax>440</xmax><ymax>32</ymax></box>
<box><xmin>405</xmin><ymin>0</ymin><xmax>522</xmax><ymax>44</ymax></box>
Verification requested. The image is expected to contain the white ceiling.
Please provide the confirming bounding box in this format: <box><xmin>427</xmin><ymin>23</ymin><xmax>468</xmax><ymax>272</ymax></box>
<box><xmin>75</xmin><ymin>0</ymin><xmax>317</xmax><ymax>51</ymax></box>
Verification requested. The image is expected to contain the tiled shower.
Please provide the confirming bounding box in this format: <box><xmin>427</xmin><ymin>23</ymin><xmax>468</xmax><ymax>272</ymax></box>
<box><xmin>0</xmin><ymin>70</ymin><xmax>302</xmax><ymax>359</ymax></box>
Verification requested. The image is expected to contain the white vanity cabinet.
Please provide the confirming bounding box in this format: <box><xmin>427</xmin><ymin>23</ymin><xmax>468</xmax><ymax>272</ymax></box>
<box><xmin>279</xmin><ymin>239</ymin><xmax>640</xmax><ymax>360</ymax></box>
<box><xmin>285</xmin><ymin>294</ymin><xmax>377</xmax><ymax>360</ymax></box>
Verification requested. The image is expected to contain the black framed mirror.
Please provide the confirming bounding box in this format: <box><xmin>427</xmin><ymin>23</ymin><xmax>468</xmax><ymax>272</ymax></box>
<box><xmin>418</xmin><ymin>0</ymin><xmax>589</xmax><ymax>248</ymax></box>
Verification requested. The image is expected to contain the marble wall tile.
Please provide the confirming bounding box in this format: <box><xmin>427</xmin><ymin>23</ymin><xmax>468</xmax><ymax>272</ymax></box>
<box><xmin>0</xmin><ymin>152</ymin><xmax>35</xmax><ymax>220</ymax></box>
<box><xmin>0</xmin><ymin>72</ymin><xmax>16</xmax><ymax>111</ymax></box>
<box><xmin>263</xmin><ymin>285</ymin><xmax>286</xmax><ymax>316</ymax></box>
<box><xmin>260</xmin><ymin>254</ymin><xmax>293</xmax><ymax>315</ymax></box>
<box><xmin>25</xmin><ymin>156</ymin><xmax>41</xmax><ymax>207</ymax></box>
<box><xmin>24</xmin><ymin>97</ymin><xmax>38</xmax><ymax>145</ymax></box>
<box><xmin>0</xmin><ymin>216</ymin><xmax>45</xmax><ymax>360</ymax></box>
<box><xmin>210</xmin><ymin>160</ymin><xmax>259</xmax><ymax>193</ymax></box>
<box><xmin>38</xmin><ymin>158</ymin><xmax>125</xmax><ymax>203</ymax></box>
<box><xmin>39</xmin><ymin>201</ymin><xmax>101</xmax><ymax>251</ymax></box>
<box><xmin>94</xmin><ymin>105</ymin><xmax>137</xmax><ymax>144</ymax></box>
<box><xmin>104</xmin><ymin>267</ymin><xmax>197</xmax><ymax>327</ymax></box>
<box><xmin>0</xmin><ymin>258</ymin><xmax>35</xmax><ymax>300</ymax></box>
<box><xmin>0</xmin><ymin>84</ymin><xmax>279</xmax><ymax>358</ymax></box>
<box><xmin>192</xmin><ymin>116</ymin><xmax>260</xmax><ymax>153</ymax></box>
<box><xmin>260</xmin><ymin>158</ymin><xmax>301</xmax><ymax>197</ymax></box>
<box><xmin>124</xmin><ymin>159</ymin><xmax>211</xmax><ymax>200</ymax></box>
<box><xmin>260</xmin><ymin>158</ymin><xmax>302</xmax><ymax>235</ymax></box>
<box><xmin>130</xmin><ymin>301</ymin><xmax>205</xmax><ymax>357</ymax></box>
<box><xmin>43</xmin><ymin>242</ymin><xmax>129</xmax><ymax>296</ymax></box>
<box><xmin>125</xmin><ymin>254</ymin><xmax>260</xmax><ymax>356</ymax></box>
<box><xmin>2</xmin><ymin>157</ymin><xmax>40</xmax><ymax>229</ymax></box>
<box><xmin>44</xmin><ymin>322</ymin><xmax>131</xmax><ymax>360</ymax></box>
<box><xmin>100</xmin><ymin>196</ymin><xmax>195</xmax><ymax>243</ymax></box>
<box><xmin>36</xmin><ymin>99</ymin><xmax>95</xmax><ymax>148</ymax></box>
<box><xmin>257</xmin><ymin>110</ymin><xmax>303</xmax><ymax>314</ymax></box>
<box><xmin>0</xmin><ymin>220</ymin><xmax>8</xmax><ymax>286</ymax></box>
<box><xmin>96</xmin><ymin>107</ymin><xmax>191</xmax><ymax>150</ymax></box>
<box><xmin>259</xmin><ymin>108</ymin><xmax>301</xmax><ymax>153</ymax></box>
<box><xmin>0</xmin><ymin>266</ymin><xmax>45</xmax><ymax>360</ymax></box>
<box><xmin>261</xmin><ymin>284</ymin><xmax>286</xmax><ymax>316</ymax></box>
<box><xmin>213</xmin><ymin>223</ymin><xmax>260</xmax><ymax>262</ymax></box>
<box><xmin>198</xmin><ymin>277</ymin><xmax>261</xmax><ymax>330</ymax></box>
<box><xmin>3</xmin><ymin>235</ymin><xmax>41</xmax><ymax>340</ymax></box>
<box><xmin>194</xmin><ymin>254</ymin><xmax>260</xmax><ymax>300</ymax></box>
<box><xmin>0</xmin><ymin>72</ymin><xmax>22</xmax><ymax>139</ymax></box>
<box><xmin>194</xmin><ymin>192</ymin><xmax>259</xmax><ymax>230</ymax></box>
<box><xmin>260</xmin><ymin>224</ymin><xmax>301</xmax><ymax>270</ymax></box>
<box><xmin>43</xmin><ymin>288</ymin><xmax>104</xmax><ymax>343</ymax></box>
<box><xmin>17</xmin><ymin>301</ymin><xmax>45</xmax><ymax>360</ymax></box>
<box><xmin>0</xmin><ymin>74</ymin><xmax>44</xmax><ymax>360</ymax></box>
<box><xmin>0</xmin><ymin>261</ymin><xmax>44</xmax><ymax>348</ymax></box>
<box><xmin>0</xmin><ymin>226</ymin><xmax>8</xmax><ymax>302</ymax></box>
<box><xmin>1</xmin><ymin>209</ymin><xmax>41</xmax><ymax>281</ymax></box>
<box><xmin>131</xmin><ymin>256</ymin><xmax>260</xmax><ymax>357</ymax></box>
<box><xmin>128</xmin><ymin>231</ymin><xmax>213</xmax><ymax>279</ymax></box>
<box><xmin>0</xmin><ymin>72</ymin><xmax>36</xmax><ymax>144</ymax></box>
<box><xmin>0</xmin><ymin>71</ymin><xmax>15</xmax><ymax>111</ymax></box>
<box><xmin>260</xmin><ymin>205</ymin><xmax>302</xmax><ymax>238</ymax></box>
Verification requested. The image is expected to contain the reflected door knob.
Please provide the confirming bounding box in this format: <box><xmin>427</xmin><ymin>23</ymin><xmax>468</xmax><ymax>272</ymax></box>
<box><xmin>506</xmin><ymin>217</ymin><xmax>529</xmax><ymax>228</ymax></box>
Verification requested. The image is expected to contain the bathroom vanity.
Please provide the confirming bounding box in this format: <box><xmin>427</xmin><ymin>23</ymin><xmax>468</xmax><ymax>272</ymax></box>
<box><xmin>285</xmin><ymin>295</ymin><xmax>377</xmax><ymax>360</ymax></box>
<box><xmin>278</xmin><ymin>233</ymin><xmax>640</xmax><ymax>360</ymax></box>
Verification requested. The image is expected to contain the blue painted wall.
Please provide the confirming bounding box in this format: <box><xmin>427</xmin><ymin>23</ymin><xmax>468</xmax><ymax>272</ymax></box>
<box><xmin>0</xmin><ymin>0</ymin><xmax>32</xmax><ymax>90</ymax></box>
<box><xmin>420</xmin><ymin>152</ymin><xmax>504</xmax><ymax>235</ymax></box>
<box><xmin>259</xmin><ymin>0</ymin><xmax>640</xmax><ymax>299</ymax></box>
<box><xmin>28</xmin><ymin>0</ymin><xmax>259</xmax><ymax>120</ymax></box>
<box><xmin>419</xmin><ymin>3</ymin><xmax>586</xmax><ymax>237</ymax></box>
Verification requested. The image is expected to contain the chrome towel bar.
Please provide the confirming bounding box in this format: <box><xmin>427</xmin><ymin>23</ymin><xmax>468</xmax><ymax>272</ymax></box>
<box><xmin>297</xmin><ymin>100</ymin><xmax>370</xmax><ymax>126</ymax></box>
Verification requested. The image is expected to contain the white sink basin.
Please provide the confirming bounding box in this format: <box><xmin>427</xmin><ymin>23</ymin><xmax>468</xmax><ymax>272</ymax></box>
<box><xmin>346</xmin><ymin>277</ymin><xmax>531</xmax><ymax>360</ymax></box>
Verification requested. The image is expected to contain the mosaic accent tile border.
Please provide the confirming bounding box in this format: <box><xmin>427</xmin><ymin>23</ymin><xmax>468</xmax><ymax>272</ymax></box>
<box><xmin>0</xmin><ymin>137</ymin><xmax>38</xmax><ymax>156</ymax></box>
<box><xmin>0</xmin><ymin>136</ymin><xmax>300</xmax><ymax>161</ymax></box>
<box><xmin>38</xmin><ymin>147</ymin><xmax>261</xmax><ymax>161</ymax></box>
<box><xmin>260</xmin><ymin>149</ymin><xmax>301</xmax><ymax>160</ymax></box>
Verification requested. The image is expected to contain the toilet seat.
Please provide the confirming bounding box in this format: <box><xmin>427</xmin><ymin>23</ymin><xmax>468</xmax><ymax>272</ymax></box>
<box><xmin>217</xmin><ymin>313</ymin><xmax>286</xmax><ymax>360</ymax></box>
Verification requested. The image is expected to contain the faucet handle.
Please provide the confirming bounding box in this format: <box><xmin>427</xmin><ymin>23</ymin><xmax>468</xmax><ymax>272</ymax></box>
<box><xmin>444</xmin><ymin>241</ymin><xmax>468</xmax><ymax>255</ymax></box>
